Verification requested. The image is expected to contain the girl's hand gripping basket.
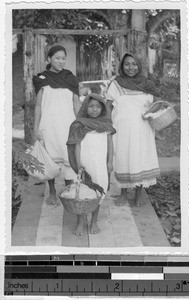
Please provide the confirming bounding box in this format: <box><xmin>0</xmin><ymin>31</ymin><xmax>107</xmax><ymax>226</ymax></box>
<box><xmin>58</xmin><ymin>169</ymin><xmax>102</xmax><ymax>215</ymax></box>
<box><xmin>143</xmin><ymin>101</ymin><xmax>178</xmax><ymax>131</ymax></box>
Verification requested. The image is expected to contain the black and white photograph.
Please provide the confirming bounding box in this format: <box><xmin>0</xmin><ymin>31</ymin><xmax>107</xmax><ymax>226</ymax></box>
<box><xmin>5</xmin><ymin>1</ymin><xmax>188</xmax><ymax>252</ymax></box>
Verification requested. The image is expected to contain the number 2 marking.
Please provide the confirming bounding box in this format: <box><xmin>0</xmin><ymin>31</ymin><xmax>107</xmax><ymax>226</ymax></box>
<box><xmin>114</xmin><ymin>283</ymin><xmax>119</xmax><ymax>291</ymax></box>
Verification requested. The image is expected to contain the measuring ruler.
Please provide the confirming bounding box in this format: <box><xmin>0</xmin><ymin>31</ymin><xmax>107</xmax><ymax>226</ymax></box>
<box><xmin>4</xmin><ymin>255</ymin><xmax>189</xmax><ymax>296</ymax></box>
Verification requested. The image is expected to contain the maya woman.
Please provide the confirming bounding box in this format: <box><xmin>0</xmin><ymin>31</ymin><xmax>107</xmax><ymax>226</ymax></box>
<box><xmin>33</xmin><ymin>45</ymin><xmax>80</xmax><ymax>205</ymax></box>
<box><xmin>106</xmin><ymin>53</ymin><xmax>161</xmax><ymax>206</ymax></box>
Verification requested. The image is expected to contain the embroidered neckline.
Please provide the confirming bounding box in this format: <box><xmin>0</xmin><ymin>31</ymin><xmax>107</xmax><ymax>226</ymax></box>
<box><xmin>114</xmin><ymin>80</ymin><xmax>145</xmax><ymax>96</ymax></box>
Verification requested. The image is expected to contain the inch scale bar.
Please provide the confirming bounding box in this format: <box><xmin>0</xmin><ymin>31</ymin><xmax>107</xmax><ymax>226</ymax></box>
<box><xmin>4</xmin><ymin>256</ymin><xmax>189</xmax><ymax>296</ymax></box>
<box><xmin>5</xmin><ymin>255</ymin><xmax>189</xmax><ymax>266</ymax></box>
<box><xmin>4</xmin><ymin>279</ymin><xmax>189</xmax><ymax>296</ymax></box>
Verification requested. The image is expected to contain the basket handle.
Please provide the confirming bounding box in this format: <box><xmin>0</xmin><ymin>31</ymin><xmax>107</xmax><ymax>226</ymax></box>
<box><xmin>150</xmin><ymin>100</ymin><xmax>172</xmax><ymax>110</ymax></box>
<box><xmin>75</xmin><ymin>168</ymin><xmax>84</xmax><ymax>200</ymax></box>
<box><xmin>153</xmin><ymin>100</ymin><xmax>172</xmax><ymax>107</ymax></box>
<box><xmin>144</xmin><ymin>100</ymin><xmax>173</xmax><ymax>116</ymax></box>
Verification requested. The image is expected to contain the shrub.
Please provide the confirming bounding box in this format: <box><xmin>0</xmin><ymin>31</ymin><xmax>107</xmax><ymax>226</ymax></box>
<box><xmin>12</xmin><ymin>147</ymin><xmax>44</xmax><ymax>228</ymax></box>
<box><xmin>150</xmin><ymin>73</ymin><xmax>180</xmax><ymax>103</ymax></box>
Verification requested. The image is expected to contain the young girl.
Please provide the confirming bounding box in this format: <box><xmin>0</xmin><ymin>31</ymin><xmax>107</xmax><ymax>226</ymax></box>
<box><xmin>33</xmin><ymin>45</ymin><xmax>81</xmax><ymax>205</ymax></box>
<box><xmin>67</xmin><ymin>93</ymin><xmax>116</xmax><ymax>236</ymax></box>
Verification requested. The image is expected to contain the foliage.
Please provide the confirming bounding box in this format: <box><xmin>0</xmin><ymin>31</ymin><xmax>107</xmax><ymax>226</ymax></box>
<box><xmin>13</xmin><ymin>9</ymin><xmax>118</xmax><ymax>62</ymax></box>
<box><xmin>13</xmin><ymin>9</ymin><xmax>180</xmax><ymax>33</ymax></box>
<box><xmin>82</xmin><ymin>35</ymin><xmax>112</xmax><ymax>54</ymax></box>
<box><xmin>147</xmin><ymin>172</ymin><xmax>181</xmax><ymax>247</ymax></box>
<box><xmin>146</xmin><ymin>9</ymin><xmax>180</xmax><ymax>38</ymax></box>
<box><xmin>13</xmin><ymin>146</ymin><xmax>44</xmax><ymax>174</ymax></box>
<box><xmin>146</xmin><ymin>9</ymin><xmax>180</xmax><ymax>72</ymax></box>
<box><xmin>13</xmin><ymin>9</ymin><xmax>111</xmax><ymax>30</ymax></box>
<box><xmin>13</xmin><ymin>9</ymin><xmax>180</xmax><ymax>71</ymax></box>
<box><xmin>150</xmin><ymin>71</ymin><xmax>180</xmax><ymax>103</ymax></box>
<box><xmin>150</xmin><ymin>71</ymin><xmax>180</xmax><ymax>158</ymax></box>
<box><xmin>12</xmin><ymin>146</ymin><xmax>44</xmax><ymax>227</ymax></box>
<box><xmin>159</xmin><ymin>76</ymin><xmax>180</xmax><ymax>101</ymax></box>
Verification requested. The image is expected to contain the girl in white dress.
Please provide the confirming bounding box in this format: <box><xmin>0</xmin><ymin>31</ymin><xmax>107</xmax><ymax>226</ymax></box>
<box><xmin>33</xmin><ymin>45</ymin><xmax>80</xmax><ymax>205</ymax></box>
<box><xmin>106</xmin><ymin>53</ymin><xmax>161</xmax><ymax>206</ymax></box>
<box><xmin>67</xmin><ymin>93</ymin><xmax>116</xmax><ymax>236</ymax></box>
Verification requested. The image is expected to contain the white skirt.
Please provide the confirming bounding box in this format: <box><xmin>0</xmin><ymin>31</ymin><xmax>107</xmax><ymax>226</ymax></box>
<box><xmin>38</xmin><ymin>86</ymin><xmax>76</xmax><ymax>179</ymax></box>
<box><xmin>80</xmin><ymin>131</ymin><xmax>108</xmax><ymax>194</ymax></box>
<box><xmin>111</xmin><ymin>89</ymin><xmax>160</xmax><ymax>188</ymax></box>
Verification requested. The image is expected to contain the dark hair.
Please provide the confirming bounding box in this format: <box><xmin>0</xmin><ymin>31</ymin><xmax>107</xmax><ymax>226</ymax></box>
<box><xmin>47</xmin><ymin>45</ymin><xmax>67</xmax><ymax>58</ymax></box>
<box><xmin>46</xmin><ymin>45</ymin><xmax>67</xmax><ymax>70</ymax></box>
<box><xmin>88</xmin><ymin>97</ymin><xmax>106</xmax><ymax>117</ymax></box>
<box><xmin>77</xmin><ymin>93</ymin><xmax>107</xmax><ymax>119</ymax></box>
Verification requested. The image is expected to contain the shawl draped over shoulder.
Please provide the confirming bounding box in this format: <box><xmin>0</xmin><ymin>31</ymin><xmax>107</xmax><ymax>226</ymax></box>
<box><xmin>115</xmin><ymin>53</ymin><xmax>160</xmax><ymax>97</ymax></box>
<box><xmin>33</xmin><ymin>68</ymin><xmax>79</xmax><ymax>95</ymax></box>
<box><xmin>67</xmin><ymin>93</ymin><xmax>116</xmax><ymax>194</ymax></box>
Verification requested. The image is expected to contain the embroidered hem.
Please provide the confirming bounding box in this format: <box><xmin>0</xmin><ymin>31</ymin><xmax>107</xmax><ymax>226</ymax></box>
<box><xmin>114</xmin><ymin>168</ymin><xmax>160</xmax><ymax>188</ymax></box>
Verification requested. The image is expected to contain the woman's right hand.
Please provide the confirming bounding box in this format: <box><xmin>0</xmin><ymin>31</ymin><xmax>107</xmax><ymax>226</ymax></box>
<box><xmin>32</xmin><ymin>130</ymin><xmax>42</xmax><ymax>144</ymax></box>
<box><xmin>148</xmin><ymin>117</ymin><xmax>153</xmax><ymax>127</ymax></box>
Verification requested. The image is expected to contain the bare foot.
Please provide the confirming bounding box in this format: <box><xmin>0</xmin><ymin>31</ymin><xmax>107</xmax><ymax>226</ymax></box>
<box><xmin>74</xmin><ymin>215</ymin><xmax>84</xmax><ymax>236</ymax></box>
<box><xmin>134</xmin><ymin>188</ymin><xmax>146</xmax><ymax>207</ymax></box>
<box><xmin>90</xmin><ymin>222</ymin><xmax>100</xmax><ymax>234</ymax></box>
<box><xmin>114</xmin><ymin>189</ymin><xmax>128</xmax><ymax>206</ymax></box>
<box><xmin>46</xmin><ymin>194</ymin><xmax>58</xmax><ymax>205</ymax></box>
<box><xmin>74</xmin><ymin>222</ymin><xmax>84</xmax><ymax>236</ymax></box>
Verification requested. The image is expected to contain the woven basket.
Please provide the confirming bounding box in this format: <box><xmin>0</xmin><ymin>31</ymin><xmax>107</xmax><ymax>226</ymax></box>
<box><xmin>58</xmin><ymin>169</ymin><xmax>101</xmax><ymax>215</ymax></box>
<box><xmin>144</xmin><ymin>101</ymin><xmax>178</xmax><ymax>131</ymax></box>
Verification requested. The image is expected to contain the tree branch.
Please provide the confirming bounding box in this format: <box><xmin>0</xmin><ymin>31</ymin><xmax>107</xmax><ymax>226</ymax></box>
<box><xmin>146</xmin><ymin>10</ymin><xmax>179</xmax><ymax>35</ymax></box>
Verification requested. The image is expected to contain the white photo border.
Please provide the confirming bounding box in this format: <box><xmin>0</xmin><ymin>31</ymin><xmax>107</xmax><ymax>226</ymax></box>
<box><xmin>3</xmin><ymin>0</ymin><xmax>189</xmax><ymax>255</ymax></box>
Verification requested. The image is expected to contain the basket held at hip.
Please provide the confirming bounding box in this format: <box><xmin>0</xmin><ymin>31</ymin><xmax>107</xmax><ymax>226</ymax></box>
<box><xmin>144</xmin><ymin>101</ymin><xmax>178</xmax><ymax>131</ymax></box>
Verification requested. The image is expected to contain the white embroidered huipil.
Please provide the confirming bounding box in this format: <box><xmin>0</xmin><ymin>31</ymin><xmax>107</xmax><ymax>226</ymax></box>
<box><xmin>107</xmin><ymin>80</ymin><xmax>160</xmax><ymax>188</ymax></box>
